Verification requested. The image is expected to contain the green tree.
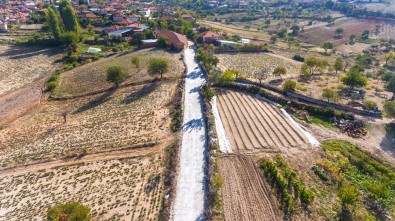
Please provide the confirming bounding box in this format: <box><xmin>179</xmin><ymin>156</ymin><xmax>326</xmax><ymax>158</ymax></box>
<box><xmin>335</xmin><ymin>28</ymin><xmax>344</xmax><ymax>37</ymax></box>
<box><xmin>334</xmin><ymin>57</ymin><xmax>344</xmax><ymax>81</ymax></box>
<box><xmin>385</xmin><ymin>76</ymin><xmax>395</xmax><ymax>100</ymax></box>
<box><xmin>47</xmin><ymin>201</ymin><xmax>90</xmax><ymax>221</ymax></box>
<box><xmin>349</xmin><ymin>34</ymin><xmax>356</xmax><ymax>44</ymax></box>
<box><xmin>384</xmin><ymin>51</ymin><xmax>394</xmax><ymax>65</ymax></box>
<box><xmin>59</xmin><ymin>0</ymin><xmax>80</xmax><ymax>34</ymax></box>
<box><xmin>61</xmin><ymin>31</ymin><xmax>79</xmax><ymax>46</ymax></box>
<box><xmin>131</xmin><ymin>56</ymin><xmax>140</xmax><ymax>70</ymax></box>
<box><xmin>323</xmin><ymin>42</ymin><xmax>333</xmax><ymax>54</ymax></box>
<box><xmin>282</xmin><ymin>80</ymin><xmax>296</xmax><ymax>92</ymax></box>
<box><xmin>341</xmin><ymin>70</ymin><xmax>368</xmax><ymax>89</ymax></box>
<box><xmin>273</xmin><ymin>66</ymin><xmax>287</xmax><ymax>80</ymax></box>
<box><xmin>157</xmin><ymin>36</ymin><xmax>169</xmax><ymax>48</ymax></box>
<box><xmin>322</xmin><ymin>88</ymin><xmax>337</xmax><ymax>102</ymax></box>
<box><xmin>148</xmin><ymin>58</ymin><xmax>169</xmax><ymax>79</ymax></box>
<box><xmin>361</xmin><ymin>29</ymin><xmax>369</xmax><ymax>39</ymax></box>
<box><xmin>384</xmin><ymin>100</ymin><xmax>395</xmax><ymax>118</ymax></box>
<box><xmin>44</xmin><ymin>7</ymin><xmax>62</xmax><ymax>41</ymax></box>
<box><xmin>219</xmin><ymin>69</ymin><xmax>237</xmax><ymax>84</ymax></box>
<box><xmin>106</xmin><ymin>66</ymin><xmax>126</xmax><ymax>87</ymax></box>
<box><xmin>301</xmin><ymin>57</ymin><xmax>327</xmax><ymax>77</ymax></box>
<box><xmin>300</xmin><ymin>188</ymin><xmax>314</xmax><ymax>205</ymax></box>
<box><xmin>270</xmin><ymin>34</ymin><xmax>277</xmax><ymax>44</ymax></box>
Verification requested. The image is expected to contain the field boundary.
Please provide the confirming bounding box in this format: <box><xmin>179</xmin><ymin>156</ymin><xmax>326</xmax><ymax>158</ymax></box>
<box><xmin>236</xmin><ymin>79</ymin><xmax>382</xmax><ymax>117</ymax></box>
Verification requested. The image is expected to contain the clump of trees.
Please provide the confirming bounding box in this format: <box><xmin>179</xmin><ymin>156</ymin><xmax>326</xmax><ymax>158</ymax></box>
<box><xmin>44</xmin><ymin>0</ymin><xmax>80</xmax><ymax>45</ymax></box>
<box><xmin>196</xmin><ymin>47</ymin><xmax>219</xmax><ymax>72</ymax></box>
<box><xmin>300</xmin><ymin>57</ymin><xmax>328</xmax><ymax>78</ymax></box>
<box><xmin>47</xmin><ymin>201</ymin><xmax>90</xmax><ymax>221</ymax></box>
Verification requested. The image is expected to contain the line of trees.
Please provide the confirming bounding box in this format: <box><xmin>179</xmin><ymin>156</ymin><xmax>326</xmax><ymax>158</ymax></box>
<box><xmin>45</xmin><ymin>0</ymin><xmax>80</xmax><ymax>45</ymax></box>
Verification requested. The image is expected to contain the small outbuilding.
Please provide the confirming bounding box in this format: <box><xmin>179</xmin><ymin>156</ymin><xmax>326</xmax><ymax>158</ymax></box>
<box><xmin>87</xmin><ymin>47</ymin><xmax>102</xmax><ymax>53</ymax></box>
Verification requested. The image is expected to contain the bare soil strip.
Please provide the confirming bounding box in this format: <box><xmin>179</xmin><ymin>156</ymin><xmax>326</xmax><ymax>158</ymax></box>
<box><xmin>0</xmin><ymin>143</ymin><xmax>164</xmax><ymax>178</ymax></box>
<box><xmin>219</xmin><ymin>155</ymin><xmax>279</xmax><ymax>221</ymax></box>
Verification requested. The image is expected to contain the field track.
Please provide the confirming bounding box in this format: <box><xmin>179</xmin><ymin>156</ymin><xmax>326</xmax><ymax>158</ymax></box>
<box><xmin>219</xmin><ymin>155</ymin><xmax>278</xmax><ymax>221</ymax></box>
<box><xmin>217</xmin><ymin>91</ymin><xmax>309</xmax><ymax>153</ymax></box>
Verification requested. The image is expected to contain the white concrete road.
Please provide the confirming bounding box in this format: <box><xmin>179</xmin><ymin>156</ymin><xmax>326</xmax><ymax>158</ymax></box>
<box><xmin>172</xmin><ymin>43</ymin><xmax>207</xmax><ymax>221</ymax></box>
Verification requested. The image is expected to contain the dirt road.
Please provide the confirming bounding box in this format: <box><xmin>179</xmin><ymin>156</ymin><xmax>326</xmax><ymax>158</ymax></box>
<box><xmin>172</xmin><ymin>43</ymin><xmax>207</xmax><ymax>221</ymax></box>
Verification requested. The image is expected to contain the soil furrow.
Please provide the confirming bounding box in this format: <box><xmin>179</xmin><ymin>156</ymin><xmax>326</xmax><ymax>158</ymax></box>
<box><xmin>216</xmin><ymin>96</ymin><xmax>238</xmax><ymax>149</ymax></box>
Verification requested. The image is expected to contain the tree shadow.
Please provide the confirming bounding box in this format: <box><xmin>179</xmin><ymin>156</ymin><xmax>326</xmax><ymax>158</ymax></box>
<box><xmin>186</xmin><ymin>70</ymin><xmax>203</xmax><ymax>80</ymax></box>
<box><xmin>122</xmin><ymin>82</ymin><xmax>159</xmax><ymax>104</ymax></box>
<box><xmin>189</xmin><ymin>86</ymin><xmax>202</xmax><ymax>94</ymax></box>
<box><xmin>0</xmin><ymin>45</ymin><xmax>63</xmax><ymax>59</ymax></box>
<box><xmin>183</xmin><ymin>118</ymin><xmax>204</xmax><ymax>132</ymax></box>
<box><xmin>379</xmin><ymin>123</ymin><xmax>395</xmax><ymax>158</ymax></box>
<box><xmin>74</xmin><ymin>88</ymin><xmax>116</xmax><ymax>114</ymax></box>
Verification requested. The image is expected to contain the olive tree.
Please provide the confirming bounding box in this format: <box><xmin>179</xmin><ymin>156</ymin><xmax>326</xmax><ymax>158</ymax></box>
<box><xmin>106</xmin><ymin>66</ymin><xmax>126</xmax><ymax>87</ymax></box>
<box><xmin>148</xmin><ymin>58</ymin><xmax>169</xmax><ymax>79</ymax></box>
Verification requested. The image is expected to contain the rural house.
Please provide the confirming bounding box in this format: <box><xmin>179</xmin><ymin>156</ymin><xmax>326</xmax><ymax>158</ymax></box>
<box><xmin>155</xmin><ymin>30</ymin><xmax>188</xmax><ymax>50</ymax></box>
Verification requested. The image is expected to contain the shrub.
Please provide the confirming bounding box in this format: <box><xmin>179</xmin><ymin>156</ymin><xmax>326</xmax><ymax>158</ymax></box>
<box><xmin>47</xmin><ymin>201</ymin><xmax>90</xmax><ymax>221</ymax></box>
<box><xmin>364</xmin><ymin>100</ymin><xmax>377</xmax><ymax>110</ymax></box>
<box><xmin>300</xmin><ymin>188</ymin><xmax>314</xmax><ymax>205</ymax></box>
<box><xmin>312</xmin><ymin>165</ymin><xmax>329</xmax><ymax>182</ymax></box>
<box><xmin>293</xmin><ymin>54</ymin><xmax>305</xmax><ymax>62</ymax></box>
<box><xmin>282</xmin><ymin>80</ymin><xmax>296</xmax><ymax>92</ymax></box>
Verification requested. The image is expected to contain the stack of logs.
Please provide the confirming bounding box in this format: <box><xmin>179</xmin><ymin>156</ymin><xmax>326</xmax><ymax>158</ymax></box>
<box><xmin>336</xmin><ymin>119</ymin><xmax>367</xmax><ymax>138</ymax></box>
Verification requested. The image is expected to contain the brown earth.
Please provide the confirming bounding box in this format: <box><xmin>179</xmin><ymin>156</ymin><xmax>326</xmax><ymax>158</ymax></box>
<box><xmin>217</xmin><ymin>90</ymin><xmax>310</xmax><ymax>153</ymax></box>
<box><xmin>219</xmin><ymin>154</ymin><xmax>280</xmax><ymax>221</ymax></box>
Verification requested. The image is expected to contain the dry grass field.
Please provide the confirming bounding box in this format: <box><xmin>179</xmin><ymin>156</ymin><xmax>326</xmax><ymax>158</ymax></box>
<box><xmin>0</xmin><ymin>45</ymin><xmax>62</xmax><ymax>96</ymax></box>
<box><xmin>54</xmin><ymin>48</ymin><xmax>183</xmax><ymax>97</ymax></box>
<box><xmin>0</xmin><ymin>155</ymin><xmax>164</xmax><ymax>221</ymax></box>
<box><xmin>217</xmin><ymin>53</ymin><xmax>301</xmax><ymax>80</ymax></box>
<box><xmin>0</xmin><ymin>49</ymin><xmax>184</xmax><ymax>220</ymax></box>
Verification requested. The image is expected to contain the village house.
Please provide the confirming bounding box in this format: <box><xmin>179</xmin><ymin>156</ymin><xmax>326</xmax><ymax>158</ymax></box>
<box><xmin>155</xmin><ymin>30</ymin><xmax>188</xmax><ymax>50</ymax></box>
<box><xmin>198</xmin><ymin>30</ymin><xmax>220</xmax><ymax>44</ymax></box>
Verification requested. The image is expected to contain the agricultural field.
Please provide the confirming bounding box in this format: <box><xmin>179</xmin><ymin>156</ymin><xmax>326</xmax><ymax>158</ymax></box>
<box><xmin>0</xmin><ymin>48</ymin><xmax>183</xmax><ymax>220</ymax></box>
<box><xmin>0</xmin><ymin>80</ymin><xmax>176</xmax><ymax>168</ymax></box>
<box><xmin>216</xmin><ymin>52</ymin><xmax>301</xmax><ymax>80</ymax></box>
<box><xmin>0</xmin><ymin>45</ymin><xmax>62</xmax><ymax>96</ymax></box>
<box><xmin>218</xmin><ymin>155</ymin><xmax>280</xmax><ymax>221</ymax></box>
<box><xmin>0</xmin><ymin>155</ymin><xmax>164</xmax><ymax>220</ymax></box>
<box><xmin>299</xmin><ymin>18</ymin><xmax>378</xmax><ymax>46</ymax></box>
<box><xmin>216</xmin><ymin>90</ymin><xmax>310</xmax><ymax>153</ymax></box>
<box><xmin>54</xmin><ymin>48</ymin><xmax>184</xmax><ymax>97</ymax></box>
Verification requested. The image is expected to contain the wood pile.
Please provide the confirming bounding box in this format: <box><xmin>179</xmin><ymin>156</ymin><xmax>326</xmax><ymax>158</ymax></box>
<box><xmin>335</xmin><ymin>119</ymin><xmax>367</xmax><ymax>138</ymax></box>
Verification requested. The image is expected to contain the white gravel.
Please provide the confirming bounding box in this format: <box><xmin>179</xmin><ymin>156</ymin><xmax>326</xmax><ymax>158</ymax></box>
<box><xmin>211</xmin><ymin>96</ymin><xmax>232</xmax><ymax>153</ymax></box>
<box><xmin>280</xmin><ymin>108</ymin><xmax>320</xmax><ymax>147</ymax></box>
<box><xmin>172</xmin><ymin>43</ymin><xmax>207</xmax><ymax>221</ymax></box>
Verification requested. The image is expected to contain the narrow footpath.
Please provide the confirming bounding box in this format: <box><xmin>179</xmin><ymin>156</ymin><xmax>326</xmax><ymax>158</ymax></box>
<box><xmin>172</xmin><ymin>43</ymin><xmax>207</xmax><ymax>221</ymax></box>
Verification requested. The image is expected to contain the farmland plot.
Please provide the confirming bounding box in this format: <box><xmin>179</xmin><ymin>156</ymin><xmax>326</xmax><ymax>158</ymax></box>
<box><xmin>217</xmin><ymin>53</ymin><xmax>301</xmax><ymax>80</ymax></box>
<box><xmin>55</xmin><ymin>49</ymin><xmax>184</xmax><ymax>97</ymax></box>
<box><xmin>219</xmin><ymin>155</ymin><xmax>279</xmax><ymax>221</ymax></box>
<box><xmin>216</xmin><ymin>90</ymin><xmax>310</xmax><ymax>153</ymax></box>
<box><xmin>0</xmin><ymin>81</ymin><xmax>176</xmax><ymax>167</ymax></box>
<box><xmin>0</xmin><ymin>45</ymin><xmax>62</xmax><ymax>96</ymax></box>
<box><xmin>0</xmin><ymin>155</ymin><xmax>164</xmax><ymax>221</ymax></box>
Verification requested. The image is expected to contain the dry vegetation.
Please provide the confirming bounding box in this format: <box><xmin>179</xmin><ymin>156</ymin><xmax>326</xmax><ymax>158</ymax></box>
<box><xmin>217</xmin><ymin>53</ymin><xmax>301</xmax><ymax>79</ymax></box>
<box><xmin>54</xmin><ymin>48</ymin><xmax>183</xmax><ymax>97</ymax></box>
<box><xmin>0</xmin><ymin>155</ymin><xmax>164</xmax><ymax>220</ymax></box>
<box><xmin>0</xmin><ymin>45</ymin><xmax>62</xmax><ymax>96</ymax></box>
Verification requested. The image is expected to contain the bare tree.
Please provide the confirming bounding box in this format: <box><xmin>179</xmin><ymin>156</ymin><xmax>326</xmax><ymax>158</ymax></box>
<box><xmin>255</xmin><ymin>68</ymin><xmax>269</xmax><ymax>84</ymax></box>
<box><xmin>60</xmin><ymin>111</ymin><xmax>69</xmax><ymax>123</ymax></box>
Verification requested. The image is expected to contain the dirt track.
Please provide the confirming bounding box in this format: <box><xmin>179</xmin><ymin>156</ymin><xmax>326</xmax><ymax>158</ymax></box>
<box><xmin>217</xmin><ymin>91</ymin><xmax>310</xmax><ymax>153</ymax></box>
<box><xmin>219</xmin><ymin>155</ymin><xmax>279</xmax><ymax>221</ymax></box>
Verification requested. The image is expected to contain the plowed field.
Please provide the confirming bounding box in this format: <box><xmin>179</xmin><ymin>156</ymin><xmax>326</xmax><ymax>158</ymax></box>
<box><xmin>219</xmin><ymin>155</ymin><xmax>279</xmax><ymax>221</ymax></box>
<box><xmin>216</xmin><ymin>90</ymin><xmax>309</xmax><ymax>153</ymax></box>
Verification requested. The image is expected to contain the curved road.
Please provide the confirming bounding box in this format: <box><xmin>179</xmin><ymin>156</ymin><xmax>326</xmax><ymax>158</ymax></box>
<box><xmin>172</xmin><ymin>43</ymin><xmax>207</xmax><ymax>221</ymax></box>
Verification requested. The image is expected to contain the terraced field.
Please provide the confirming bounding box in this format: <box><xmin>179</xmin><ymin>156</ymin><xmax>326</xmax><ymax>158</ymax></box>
<box><xmin>219</xmin><ymin>155</ymin><xmax>279</xmax><ymax>221</ymax></box>
<box><xmin>0</xmin><ymin>45</ymin><xmax>62</xmax><ymax>96</ymax></box>
<box><xmin>216</xmin><ymin>90</ymin><xmax>309</xmax><ymax>153</ymax></box>
<box><xmin>0</xmin><ymin>155</ymin><xmax>164</xmax><ymax>221</ymax></box>
<box><xmin>0</xmin><ymin>81</ymin><xmax>176</xmax><ymax>168</ymax></box>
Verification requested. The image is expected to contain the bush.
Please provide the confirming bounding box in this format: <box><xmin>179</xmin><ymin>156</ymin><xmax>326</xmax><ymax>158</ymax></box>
<box><xmin>300</xmin><ymin>188</ymin><xmax>314</xmax><ymax>205</ymax></box>
<box><xmin>282</xmin><ymin>80</ymin><xmax>296</xmax><ymax>92</ymax></box>
<box><xmin>45</xmin><ymin>72</ymin><xmax>60</xmax><ymax>91</ymax></box>
<box><xmin>201</xmin><ymin>86</ymin><xmax>216</xmax><ymax>101</ymax></box>
<box><xmin>364</xmin><ymin>100</ymin><xmax>377</xmax><ymax>110</ymax></box>
<box><xmin>47</xmin><ymin>201</ymin><xmax>90</xmax><ymax>221</ymax></box>
<box><xmin>293</xmin><ymin>54</ymin><xmax>305</xmax><ymax>62</ymax></box>
<box><xmin>312</xmin><ymin>165</ymin><xmax>329</xmax><ymax>182</ymax></box>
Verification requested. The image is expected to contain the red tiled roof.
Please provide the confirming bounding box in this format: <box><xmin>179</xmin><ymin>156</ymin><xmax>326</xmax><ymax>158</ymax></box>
<box><xmin>155</xmin><ymin>30</ymin><xmax>187</xmax><ymax>49</ymax></box>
